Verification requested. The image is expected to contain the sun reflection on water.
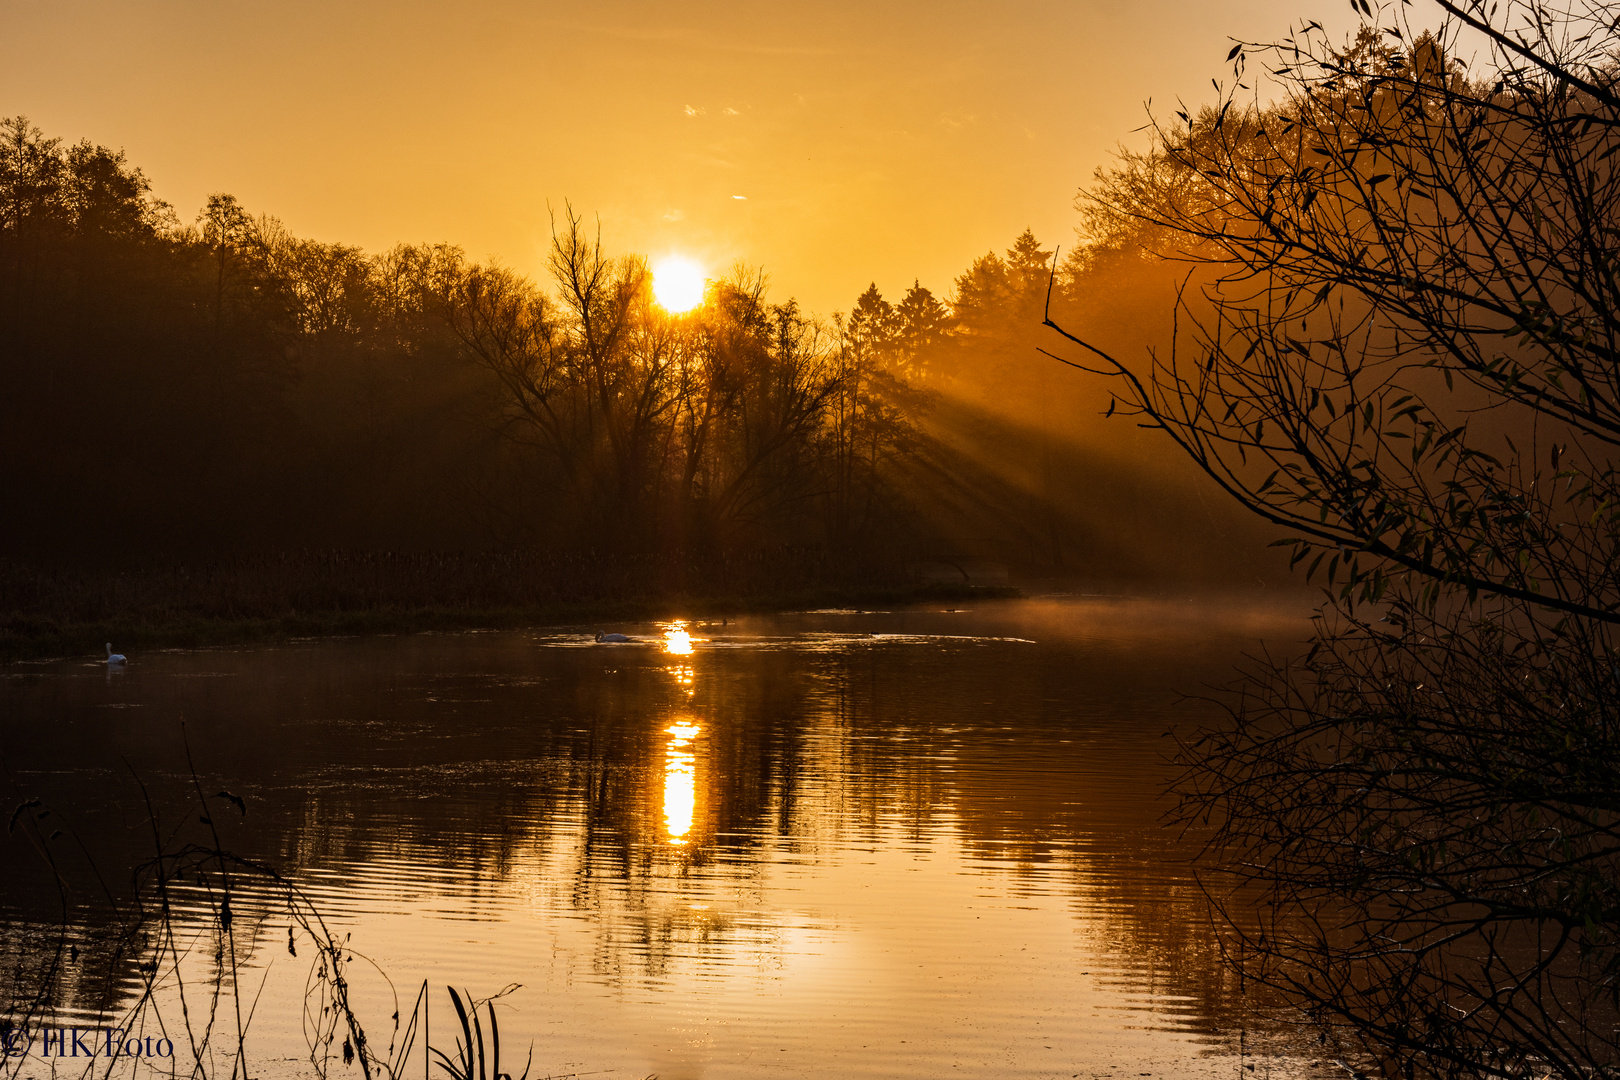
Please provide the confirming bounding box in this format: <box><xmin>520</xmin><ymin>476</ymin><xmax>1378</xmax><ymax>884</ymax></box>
<box><xmin>663</xmin><ymin>624</ymin><xmax>694</xmax><ymax>655</ymax></box>
<box><xmin>663</xmin><ymin>721</ymin><xmax>701</xmax><ymax>843</ymax></box>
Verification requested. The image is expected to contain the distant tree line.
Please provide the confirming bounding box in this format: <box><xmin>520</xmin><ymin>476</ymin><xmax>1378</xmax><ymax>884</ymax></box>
<box><xmin>0</xmin><ymin>115</ymin><xmax>1272</xmax><ymax>589</ymax></box>
<box><xmin>0</xmin><ymin>123</ymin><xmax>489</xmax><ymax>558</ymax></box>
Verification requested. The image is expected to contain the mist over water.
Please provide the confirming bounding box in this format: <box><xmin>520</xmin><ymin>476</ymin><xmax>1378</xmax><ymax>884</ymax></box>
<box><xmin>1</xmin><ymin>595</ymin><xmax>1320</xmax><ymax>1079</ymax></box>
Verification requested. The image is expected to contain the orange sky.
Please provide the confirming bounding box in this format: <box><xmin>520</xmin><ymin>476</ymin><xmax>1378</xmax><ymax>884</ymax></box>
<box><xmin>6</xmin><ymin>0</ymin><xmax>1344</xmax><ymax>313</ymax></box>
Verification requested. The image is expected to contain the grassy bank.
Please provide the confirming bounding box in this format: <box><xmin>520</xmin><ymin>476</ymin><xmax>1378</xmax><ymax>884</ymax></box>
<box><xmin>0</xmin><ymin>550</ymin><xmax>1022</xmax><ymax>660</ymax></box>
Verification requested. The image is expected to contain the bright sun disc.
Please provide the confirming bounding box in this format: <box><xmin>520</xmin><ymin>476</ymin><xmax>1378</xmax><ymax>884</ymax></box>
<box><xmin>652</xmin><ymin>256</ymin><xmax>705</xmax><ymax>312</ymax></box>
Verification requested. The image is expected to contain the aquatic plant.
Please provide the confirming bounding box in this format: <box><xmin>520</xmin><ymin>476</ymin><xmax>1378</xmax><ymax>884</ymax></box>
<box><xmin>0</xmin><ymin>740</ymin><xmax>555</xmax><ymax>1080</ymax></box>
<box><xmin>428</xmin><ymin>985</ymin><xmax>531</xmax><ymax>1080</ymax></box>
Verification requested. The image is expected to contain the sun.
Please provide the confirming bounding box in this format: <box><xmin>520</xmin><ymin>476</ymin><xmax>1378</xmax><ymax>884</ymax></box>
<box><xmin>652</xmin><ymin>256</ymin><xmax>705</xmax><ymax>312</ymax></box>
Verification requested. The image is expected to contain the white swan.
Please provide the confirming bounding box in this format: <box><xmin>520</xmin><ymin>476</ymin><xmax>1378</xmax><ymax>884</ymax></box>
<box><xmin>595</xmin><ymin>632</ymin><xmax>632</xmax><ymax>643</ymax></box>
<box><xmin>105</xmin><ymin>643</ymin><xmax>127</xmax><ymax>665</ymax></box>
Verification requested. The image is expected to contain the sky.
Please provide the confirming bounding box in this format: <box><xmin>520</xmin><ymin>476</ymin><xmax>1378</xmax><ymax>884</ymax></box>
<box><xmin>5</xmin><ymin>0</ymin><xmax>1345</xmax><ymax>314</ymax></box>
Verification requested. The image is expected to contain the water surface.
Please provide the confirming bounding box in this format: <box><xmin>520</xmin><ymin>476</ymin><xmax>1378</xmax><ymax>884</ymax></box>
<box><xmin>1</xmin><ymin>596</ymin><xmax>1319</xmax><ymax>1079</ymax></box>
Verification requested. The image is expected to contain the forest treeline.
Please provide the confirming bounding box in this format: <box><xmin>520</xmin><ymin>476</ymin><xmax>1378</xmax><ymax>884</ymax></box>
<box><xmin>0</xmin><ymin>115</ymin><xmax>1273</xmax><ymax>598</ymax></box>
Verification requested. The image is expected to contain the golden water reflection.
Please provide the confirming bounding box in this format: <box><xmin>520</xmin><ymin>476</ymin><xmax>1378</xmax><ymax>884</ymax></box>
<box><xmin>0</xmin><ymin>599</ymin><xmax>1323</xmax><ymax>1078</ymax></box>
<box><xmin>663</xmin><ymin>623</ymin><xmax>694</xmax><ymax>655</ymax></box>
<box><xmin>662</xmin><ymin>720</ymin><xmax>701</xmax><ymax>843</ymax></box>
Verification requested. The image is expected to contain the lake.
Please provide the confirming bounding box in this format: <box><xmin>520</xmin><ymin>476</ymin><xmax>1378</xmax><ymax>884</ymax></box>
<box><xmin>0</xmin><ymin>595</ymin><xmax>1320</xmax><ymax>1080</ymax></box>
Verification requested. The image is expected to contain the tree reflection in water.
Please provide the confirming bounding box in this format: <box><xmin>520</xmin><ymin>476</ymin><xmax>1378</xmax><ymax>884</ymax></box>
<box><xmin>0</xmin><ymin>597</ymin><xmax>1318</xmax><ymax>1078</ymax></box>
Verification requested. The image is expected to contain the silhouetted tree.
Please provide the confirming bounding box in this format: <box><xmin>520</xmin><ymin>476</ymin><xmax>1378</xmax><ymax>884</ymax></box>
<box><xmin>0</xmin><ymin>116</ymin><xmax>504</xmax><ymax>557</ymax></box>
<box><xmin>891</xmin><ymin>281</ymin><xmax>949</xmax><ymax>380</ymax></box>
<box><xmin>0</xmin><ymin>109</ymin><xmax>1275</xmax><ymax>607</ymax></box>
<box><xmin>447</xmin><ymin>211</ymin><xmax>854</xmax><ymax>555</ymax></box>
<box><xmin>1049</xmin><ymin>2</ymin><xmax>1620</xmax><ymax>1076</ymax></box>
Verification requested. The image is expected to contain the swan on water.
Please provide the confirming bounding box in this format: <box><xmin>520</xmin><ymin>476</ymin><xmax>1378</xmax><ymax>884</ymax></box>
<box><xmin>105</xmin><ymin>643</ymin><xmax>126</xmax><ymax>665</ymax></box>
<box><xmin>595</xmin><ymin>632</ymin><xmax>632</xmax><ymax>643</ymax></box>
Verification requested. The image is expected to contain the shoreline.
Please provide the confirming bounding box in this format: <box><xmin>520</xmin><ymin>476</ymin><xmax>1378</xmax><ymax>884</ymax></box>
<box><xmin>0</xmin><ymin>583</ymin><xmax>1024</xmax><ymax>661</ymax></box>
